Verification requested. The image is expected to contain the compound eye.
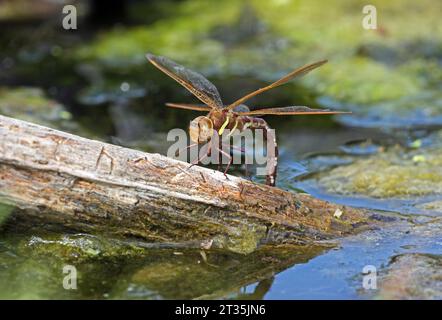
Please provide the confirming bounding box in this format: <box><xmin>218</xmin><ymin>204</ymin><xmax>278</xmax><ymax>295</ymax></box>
<box><xmin>189</xmin><ymin>116</ymin><xmax>213</xmax><ymax>143</ymax></box>
<box><xmin>198</xmin><ymin>117</ymin><xmax>213</xmax><ymax>142</ymax></box>
<box><xmin>189</xmin><ymin>118</ymin><xmax>201</xmax><ymax>143</ymax></box>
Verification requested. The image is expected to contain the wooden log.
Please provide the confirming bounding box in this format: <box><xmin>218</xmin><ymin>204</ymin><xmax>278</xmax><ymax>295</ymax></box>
<box><xmin>0</xmin><ymin>115</ymin><xmax>375</xmax><ymax>253</ymax></box>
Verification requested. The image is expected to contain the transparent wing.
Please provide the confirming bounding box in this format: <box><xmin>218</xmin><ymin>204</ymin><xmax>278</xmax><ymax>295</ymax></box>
<box><xmin>165</xmin><ymin>103</ymin><xmax>212</xmax><ymax>112</ymax></box>
<box><xmin>166</xmin><ymin>103</ymin><xmax>250</xmax><ymax>112</ymax></box>
<box><xmin>146</xmin><ymin>53</ymin><xmax>223</xmax><ymax>109</ymax></box>
<box><xmin>232</xmin><ymin>104</ymin><xmax>250</xmax><ymax>113</ymax></box>
<box><xmin>238</xmin><ymin>106</ymin><xmax>350</xmax><ymax>116</ymax></box>
<box><xmin>227</xmin><ymin>60</ymin><xmax>327</xmax><ymax>110</ymax></box>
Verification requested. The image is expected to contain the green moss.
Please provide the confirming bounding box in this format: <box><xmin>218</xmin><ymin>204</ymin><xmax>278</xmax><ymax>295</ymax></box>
<box><xmin>223</xmin><ymin>225</ymin><xmax>266</xmax><ymax>254</ymax></box>
<box><xmin>314</xmin><ymin>146</ymin><xmax>442</xmax><ymax>198</ymax></box>
<box><xmin>74</xmin><ymin>0</ymin><xmax>442</xmax><ymax>128</ymax></box>
<box><xmin>0</xmin><ymin>230</ymin><xmax>151</xmax><ymax>299</ymax></box>
<box><xmin>0</xmin><ymin>203</ymin><xmax>14</xmax><ymax>225</ymax></box>
<box><xmin>0</xmin><ymin>87</ymin><xmax>73</xmax><ymax>125</ymax></box>
<box><xmin>74</xmin><ymin>1</ymin><xmax>235</xmax><ymax>70</ymax></box>
<box><xmin>417</xmin><ymin>200</ymin><xmax>442</xmax><ymax>211</ymax></box>
<box><xmin>0</xmin><ymin>87</ymin><xmax>96</xmax><ymax>137</ymax></box>
<box><xmin>306</xmin><ymin>58</ymin><xmax>421</xmax><ymax>104</ymax></box>
<box><xmin>23</xmin><ymin>234</ymin><xmax>147</xmax><ymax>263</ymax></box>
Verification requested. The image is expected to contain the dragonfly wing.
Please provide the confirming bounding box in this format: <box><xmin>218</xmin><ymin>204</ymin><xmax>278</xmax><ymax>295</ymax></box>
<box><xmin>227</xmin><ymin>60</ymin><xmax>327</xmax><ymax>110</ymax></box>
<box><xmin>147</xmin><ymin>53</ymin><xmax>224</xmax><ymax>109</ymax></box>
<box><xmin>165</xmin><ymin>103</ymin><xmax>212</xmax><ymax>112</ymax></box>
<box><xmin>238</xmin><ymin>106</ymin><xmax>350</xmax><ymax>116</ymax></box>
<box><xmin>232</xmin><ymin>104</ymin><xmax>250</xmax><ymax>113</ymax></box>
<box><xmin>166</xmin><ymin>103</ymin><xmax>249</xmax><ymax>112</ymax></box>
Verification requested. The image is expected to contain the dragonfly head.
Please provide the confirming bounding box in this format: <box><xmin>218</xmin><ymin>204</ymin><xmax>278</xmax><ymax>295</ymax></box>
<box><xmin>189</xmin><ymin>116</ymin><xmax>213</xmax><ymax>143</ymax></box>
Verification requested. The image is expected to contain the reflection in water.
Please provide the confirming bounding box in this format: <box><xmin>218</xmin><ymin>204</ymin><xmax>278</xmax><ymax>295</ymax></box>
<box><xmin>0</xmin><ymin>209</ymin><xmax>330</xmax><ymax>299</ymax></box>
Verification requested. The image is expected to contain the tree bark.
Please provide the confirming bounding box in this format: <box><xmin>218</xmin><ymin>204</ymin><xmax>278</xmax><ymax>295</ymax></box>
<box><xmin>0</xmin><ymin>115</ymin><xmax>375</xmax><ymax>253</ymax></box>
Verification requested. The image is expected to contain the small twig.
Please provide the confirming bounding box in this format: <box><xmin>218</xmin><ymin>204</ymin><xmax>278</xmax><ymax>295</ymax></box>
<box><xmin>95</xmin><ymin>146</ymin><xmax>114</xmax><ymax>174</ymax></box>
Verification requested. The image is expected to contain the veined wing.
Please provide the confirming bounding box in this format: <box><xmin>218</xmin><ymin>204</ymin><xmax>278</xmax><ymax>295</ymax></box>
<box><xmin>146</xmin><ymin>53</ymin><xmax>223</xmax><ymax>109</ymax></box>
<box><xmin>237</xmin><ymin>106</ymin><xmax>350</xmax><ymax>116</ymax></box>
<box><xmin>227</xmin><ymin>60</ymin><xmax>327</xmax><ymax>110</ymax></box>
<box><xmin>165</xmin><ymin>103</ymin><xmax>212</xmax><ymax>112</ymax></box>
<box><xmin>166</xmin><ymin>103</ymin><xmax>250</xmax><ymax>112</ymax></box>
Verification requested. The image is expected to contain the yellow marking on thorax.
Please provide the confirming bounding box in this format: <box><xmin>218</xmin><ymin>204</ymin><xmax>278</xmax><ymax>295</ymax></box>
<box><xmin>218</xmin><ymin>116</ymin><xmax>230</xmax><ymax>135</ymax></box>
<box><xmin>243</xmin><ymin>122</ymin><xmax>252</xmax><ymax>130</ymax></box>
<box><xmin>227</xmin><ymin>119</ymin><xmax>239</xmax><ymax>136</ymax></box>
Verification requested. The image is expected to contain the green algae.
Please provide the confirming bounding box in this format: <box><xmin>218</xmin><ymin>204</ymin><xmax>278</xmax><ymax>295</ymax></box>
<box><xmin>0</xmin><ymin>87</ymin><xmax>75</xmax><ymax>129</ymax></box>
<box><xmin>309</xmin><ymin>145</ymin><xmax>442</xmax><ymax>199</ymax></box>
<box><xmin>417</xmin><ymin>200</ymin><xmax>442</xmax><ymax>212</ymax></box>
<box><xmin>307</xmin><ymin>58</ymin><xmax>421</xmax><ymax>105</ymax></box>
<box><xmin>0</xmin><ymin>204</ymin><xmax>14</xmax><ymax>225</ymax></box>
<box><xmin>74</xmin><ymin>1</ymin><xmax>234</xmax><ymax>71</ymax></box>
<box><xmin>221</xmin><ymin>225</ymin><xmax>266</xmax><ymax>255</ymax></box>
<box><xmin>73</xmin><ymin>0</ymin><xmax>442</xmax><ymax>128</ymax></box>
<box><xmin>0</xmin><ymin>87</ymin><xmax>110</xmax><ymax>139</ymax></box>
<box><xmin>24</xmin><ymin>234</ymin><xmax>147</xmax><ymax>263</ymax></box>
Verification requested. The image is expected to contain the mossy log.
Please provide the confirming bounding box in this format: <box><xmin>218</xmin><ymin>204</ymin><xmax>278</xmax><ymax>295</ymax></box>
<box><xmin>0</xmin><ymin>115</ymin><xmax>375</xmax><ymax>253</ymax></box>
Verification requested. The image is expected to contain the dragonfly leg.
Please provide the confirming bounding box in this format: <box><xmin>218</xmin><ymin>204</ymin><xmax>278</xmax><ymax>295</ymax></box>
<box><xmin>244</xmin><ymin>163</ymin><xmax>252</xmax><ymax>180</ymax></box>
<box><xmin>175</xmin><ymin>143</ymin><xmax>198</xmax><ymax>157</ymax></box>
<box><xmin>222</xmin><ymin>142</ymin><xmax>245</xmax><ymax>153</ymax></box>
<box><xmin>243</xmin><ymin>117</ymin><xmax>278</xmax><ymax>186</ymax></box>
<box><xmin>189</xmin><ymin>143</ymin><xmax>211</xmax><ymax>169</ymax></box>
<box><xmin>224</xmin><ymin>156</ymin><xmax>233</xmax><ymax>178</ymax></box>
<box><xmin>215</xmin><ymin>146</ymin><xmax>233</xmax><ymax>180</ymax></box>
<box><xmin>222</xmin><ymin>143</ymin><xmax>250</xmax><ymax>180</ymax></box>
<box><xmin>217</xmin><ymin>140</ymin><xmax>221</xmax><ymax>172</ymax></box>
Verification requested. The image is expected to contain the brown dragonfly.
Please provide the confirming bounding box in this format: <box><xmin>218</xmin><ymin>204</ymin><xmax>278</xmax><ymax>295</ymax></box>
<box><xmin>146</xmin><ymin>53</ymin><xmax>348</xmax><ymax>186</ymax></box>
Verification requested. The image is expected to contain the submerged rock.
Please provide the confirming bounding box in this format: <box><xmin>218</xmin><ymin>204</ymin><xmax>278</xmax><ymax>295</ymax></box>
<box><xmin>0</xmin><ymin>232</ymin><xmax>148</xmax><ymax>299</ymax></box>
<box><xmin>296</xmin><ymin>135</ymin><xmax>442</xmax><ymax>215</ymax></box>
<box><xmin>377</xmin><ymin>253</ymin><xmax>442</xmax><ymax>300</ymax></box>
<box><xmin>314</xmin><ymin>146</ymin><xmax>442</xmax><ymax>199</ymax></box>
<box><xmin>24</xmin><ymin>234</ymin><xmax>147</xmax><ymax>263</ymax></box>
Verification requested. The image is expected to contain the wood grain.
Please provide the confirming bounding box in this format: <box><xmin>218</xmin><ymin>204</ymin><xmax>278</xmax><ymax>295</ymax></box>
<box><xmin>0</xmin><ymin>115</ymin><xmax>375</xmax><ymax>253</ymax></box>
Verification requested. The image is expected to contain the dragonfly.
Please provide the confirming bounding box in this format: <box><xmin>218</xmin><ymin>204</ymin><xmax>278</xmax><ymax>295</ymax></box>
<box><xmin>146</xmin><ymin>53</ymin><xmax>348</xmax><ymax>186</ymax></box>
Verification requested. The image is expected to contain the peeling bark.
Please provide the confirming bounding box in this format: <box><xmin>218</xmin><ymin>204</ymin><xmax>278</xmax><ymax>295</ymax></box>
<box><xmin>0</xmin><ymin>115</ymin><xmax>375</xmax><ymax>253</ymax></box>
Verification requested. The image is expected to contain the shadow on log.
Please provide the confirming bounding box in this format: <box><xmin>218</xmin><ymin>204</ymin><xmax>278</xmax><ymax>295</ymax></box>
<box><xmin>0</xmin><ymin>115</ymin><xmax>377</xmax><ymax>253</ymax></box>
